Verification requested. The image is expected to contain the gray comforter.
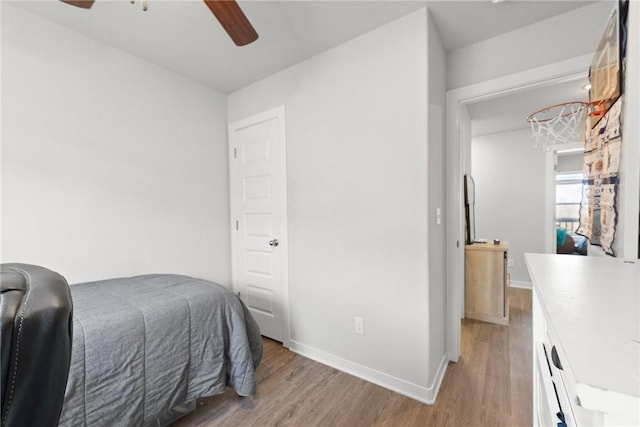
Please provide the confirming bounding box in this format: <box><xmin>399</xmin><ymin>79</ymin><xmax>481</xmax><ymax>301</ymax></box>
<box><xmin>59</xmin><ymin>274</ymin><xmax>263</xmax><ymax>427</ymax></box>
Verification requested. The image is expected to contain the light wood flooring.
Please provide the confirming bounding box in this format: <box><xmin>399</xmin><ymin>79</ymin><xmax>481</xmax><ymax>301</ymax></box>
<box><xmin>174</xmin><ymin>287</ymin><xmax>532</xmax><ymax>427</ymax></box>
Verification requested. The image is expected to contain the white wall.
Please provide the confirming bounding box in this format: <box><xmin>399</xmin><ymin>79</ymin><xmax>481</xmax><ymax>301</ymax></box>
<box><xmin>427</xmin><ymin>10</ymin><xmax>447</xmax><ymax>386</ymax></box>
<box><xmin>1</xmin><ymin>4</ymin><xmax>231</xmax><ymax>284</ymax></box>
<box><xmin>557</xmin><ymin>152</ymin><xmax>583</xmax><ymax>173</ymax></box>
<box><xmin>229</xmin><ymin>9</ymin><xmax>439</xmax><ymax>401</ymax></box>
<box><xmin>472</xmin><ymin>129</ymin><xmax>546</xmax><ymax>284</ymax></box>
<box><xmin>616</xmin><ymin>0</ymin><xmax>640</xmax><ymax>259</ymax></box>
<box><xmin>447</xmin><ymin>1</ymin><xmax>614</xmax><ymax>90</ymax></box>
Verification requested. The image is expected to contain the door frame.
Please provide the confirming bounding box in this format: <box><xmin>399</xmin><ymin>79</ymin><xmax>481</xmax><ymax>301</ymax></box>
<box><xmin>445</xmin><ymin>54</ymin><xmax>592</xmax><ymax>362</ymax></box>
<box><xmin>228</xmin><ymin>105</ymin><xmax>290</xmax><ymax>348</ymax></box>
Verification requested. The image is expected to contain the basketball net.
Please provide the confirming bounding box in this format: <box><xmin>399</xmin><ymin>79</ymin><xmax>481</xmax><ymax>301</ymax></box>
<box><xmin>527</xmin><ymin>102</ymin><xmax>588</xmax><ymax>151</ymax></box>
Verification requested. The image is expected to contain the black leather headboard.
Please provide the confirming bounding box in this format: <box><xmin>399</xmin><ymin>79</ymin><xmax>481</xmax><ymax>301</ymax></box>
<box><xmin>1</xmin><ymin>264</ymin><xmax>73</xmax><ymax>427</ymax></box>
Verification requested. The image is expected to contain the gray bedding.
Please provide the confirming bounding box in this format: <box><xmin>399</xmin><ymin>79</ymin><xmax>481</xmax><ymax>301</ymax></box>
<box><xmin>58</xmin><ymin>274</ymin><xmax>263</xmax><ymax>427</ymax></box>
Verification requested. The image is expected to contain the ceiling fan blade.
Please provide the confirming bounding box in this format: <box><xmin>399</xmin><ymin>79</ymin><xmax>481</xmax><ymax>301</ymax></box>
<box><xmin>203</xmin><ymin>0</ymin><xmax>258</xmax><ymax>47</ymax></box>
<box><xmin>59</xmin><ymin>0</ymin><xmax>95</xmax><ymax>9</ymax></box>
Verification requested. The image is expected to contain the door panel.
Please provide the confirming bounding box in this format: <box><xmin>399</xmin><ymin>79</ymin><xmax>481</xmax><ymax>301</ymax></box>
<box><xmin>229</xmin><ymin>107</ymin><xmax>287</xmax><ymax>342</ymax></box>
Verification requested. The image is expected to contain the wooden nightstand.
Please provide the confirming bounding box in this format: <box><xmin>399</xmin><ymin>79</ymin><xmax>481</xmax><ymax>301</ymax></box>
<box><xmin>464</xmin><ymin>241</ymin><xmax>509</xmax><ymax>326</ymax></box>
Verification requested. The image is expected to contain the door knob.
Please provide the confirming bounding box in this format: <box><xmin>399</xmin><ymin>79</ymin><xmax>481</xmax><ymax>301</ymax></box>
<box><xmin>269</xmin><ymin>239</ymin><xmax>279</xmax><ymax>247</ymax></box>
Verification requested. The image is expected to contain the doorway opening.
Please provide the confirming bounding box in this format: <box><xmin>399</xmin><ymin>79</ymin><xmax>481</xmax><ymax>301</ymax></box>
<box><xmin>445</xmin><ymin>54</ymin><xmax>593</xmax><ymax>361</ymax></box>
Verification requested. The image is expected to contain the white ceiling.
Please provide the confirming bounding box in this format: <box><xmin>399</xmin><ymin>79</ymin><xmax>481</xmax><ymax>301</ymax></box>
<box><xmin>467</xmin><ymin>76</ymin><xmax>590</xmax><ymax>137</ymax></box>
<box><xmin>11</xmin><ymin>0</ymin><xmax>595</xmax><ymax>94</ymax></box>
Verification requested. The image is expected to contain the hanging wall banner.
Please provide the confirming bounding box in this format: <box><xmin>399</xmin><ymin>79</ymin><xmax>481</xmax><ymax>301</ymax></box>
<box><xmin>577</xmin><ymin>96</ymin><xmax>622</xmax><ymax>255</ymax></box>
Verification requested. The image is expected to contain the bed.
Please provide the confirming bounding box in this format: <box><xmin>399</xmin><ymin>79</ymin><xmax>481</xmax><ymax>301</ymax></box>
<box><xmin>58</xmin><ymin>273</ymin><xmax>263</xmax><ymax>427</ymax></box>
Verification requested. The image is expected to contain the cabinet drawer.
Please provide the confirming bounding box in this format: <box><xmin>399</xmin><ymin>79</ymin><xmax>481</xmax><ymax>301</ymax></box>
<box><xmin>534</xmin><ymin>342</ymin><xmax>576</xmax><ymax>427</ymax></box>
<box><xmin>534</xmin><ymin>343</ymin><xmax>562</xmax><ymax>427</ymax></box>
<box><xmin>546</xmin><ymin>323</ymin><xmax>604</xmax><ymax>426</ymax></box>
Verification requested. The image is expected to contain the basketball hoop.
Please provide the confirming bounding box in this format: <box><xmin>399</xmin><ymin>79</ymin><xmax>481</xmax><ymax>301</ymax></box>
<box><xmin>527</xmin><ymin>102</ymin><xmax>589</xmax><ymax>151</ymax></box>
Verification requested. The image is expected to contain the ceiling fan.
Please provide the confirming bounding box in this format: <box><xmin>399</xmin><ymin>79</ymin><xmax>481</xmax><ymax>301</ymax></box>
<box><xmin>59</xmin><ymin>0</ymin><xmax>259</xmax><ymax>46</ymax></box>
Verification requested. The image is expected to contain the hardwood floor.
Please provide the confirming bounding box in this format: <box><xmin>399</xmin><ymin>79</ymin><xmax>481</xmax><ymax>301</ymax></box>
<box><xmin>173</xmin><ymin>287</ymin><xmax>532</xmax><ymax>427</ymax></box>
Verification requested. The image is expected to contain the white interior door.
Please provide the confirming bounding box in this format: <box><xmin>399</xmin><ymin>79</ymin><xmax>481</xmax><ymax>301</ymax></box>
<box><xmin>229</xmin><ymin>106</ymin><xmax>287</xmax><ymax>342</ymax></box>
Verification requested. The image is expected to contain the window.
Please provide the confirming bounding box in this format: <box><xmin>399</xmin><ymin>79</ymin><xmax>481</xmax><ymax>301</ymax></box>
<box><xmin>556</xmin><ymin>172</ymin><xmax>583</xmax><ymax>234</ymax></box>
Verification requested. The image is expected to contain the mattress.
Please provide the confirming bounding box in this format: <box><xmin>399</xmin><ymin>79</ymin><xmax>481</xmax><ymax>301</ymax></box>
<box><xmin>58</xmin><ymin>274</ymin><xmax>263</xmax><ymax>427</ymax></box>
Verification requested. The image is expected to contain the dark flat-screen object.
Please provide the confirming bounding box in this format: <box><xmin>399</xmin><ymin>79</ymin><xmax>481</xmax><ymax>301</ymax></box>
<box><xmin>464</xmin><ymin>174</ymin><xmax>476</xmax><ymax>245</ymax></box>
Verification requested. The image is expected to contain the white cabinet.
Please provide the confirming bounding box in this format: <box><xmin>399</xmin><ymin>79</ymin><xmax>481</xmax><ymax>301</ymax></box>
<box><xmin>526</xmin><ymin>254</ymin><xmax>640</xmax><ymax>426</ymax></box>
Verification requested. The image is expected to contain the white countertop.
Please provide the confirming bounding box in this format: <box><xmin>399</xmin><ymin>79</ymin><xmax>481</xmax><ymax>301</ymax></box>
<box><xmin>525</xmin><ymin>253</ymin><xmax>640</xmax><ymax>422</ymax></box>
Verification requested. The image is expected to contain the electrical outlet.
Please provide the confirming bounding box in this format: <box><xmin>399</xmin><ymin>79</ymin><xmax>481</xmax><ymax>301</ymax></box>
<box><xmin>508</xmin><ymin>258</ymin><xmax>514</xmax><ymax>268</ymax></box>
<box><xmin>354</xmin><ymin>317</ymin><xmax>365</xmax><ymax>335</ymax></box>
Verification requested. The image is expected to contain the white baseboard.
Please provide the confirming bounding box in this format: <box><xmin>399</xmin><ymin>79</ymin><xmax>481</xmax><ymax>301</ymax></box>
<box><xmin>510</xmin><ymin>280</ymin><xmax>532</xmax><ymax>289</ymax></box>
<box><xmin>287</xmin><ymin>339</ymin><xmax>448</xmax><ymax>404</ymax></box>
<box><xmin>430</xmin><ymin>353</ymin><xmax>448</xmax><ymax>403</ymax></box>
